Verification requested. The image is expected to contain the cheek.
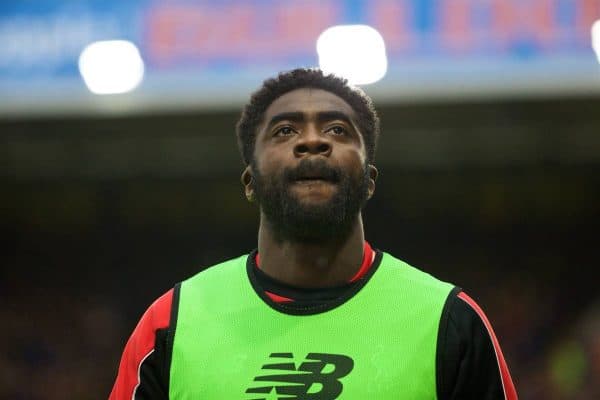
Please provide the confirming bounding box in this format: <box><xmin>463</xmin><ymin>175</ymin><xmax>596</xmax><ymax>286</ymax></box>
<box><xmin>339</xmin><ymin>148</ymin><xmax>367</xmax><ymax>171</ymax></box>
<box><xmin>254</xmin><ymin>151</ymin><xmax>289</xmax><ymax>185</ymax></box>
<box><xmin>255</xmin><ymin>151</ymin><xmax>282</xmax><ymax>177</ymax></box>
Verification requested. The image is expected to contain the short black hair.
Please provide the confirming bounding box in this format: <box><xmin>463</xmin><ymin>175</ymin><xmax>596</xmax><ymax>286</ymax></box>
<box><xmin>236</xmin><ymin>68</ymin><xmax>380</xmax><ymax>166</ymax></box>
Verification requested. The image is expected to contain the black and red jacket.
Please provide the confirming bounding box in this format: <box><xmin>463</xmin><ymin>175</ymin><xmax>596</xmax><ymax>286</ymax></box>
<box><xmin>110</xmin><ymin>242</ymin><xmax>518</xmax><ymax>399</ymax></box>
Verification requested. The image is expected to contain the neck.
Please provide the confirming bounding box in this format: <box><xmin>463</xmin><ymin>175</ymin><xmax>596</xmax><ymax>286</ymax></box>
<box><xmin>257</xmin><ymin>212</ymin><xmax>365</xmax><ymax>288</ymax></box>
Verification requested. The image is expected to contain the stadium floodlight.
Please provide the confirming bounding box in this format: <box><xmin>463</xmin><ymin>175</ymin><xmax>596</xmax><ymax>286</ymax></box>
<box><xmin>78</xmin><ymin>40</ymin><xmax>145</xmax><ymax>95</ymax></box>
<box><xmin>317</xmin><ymin>25</ymin><xmax>387</xmax><ymax>86</ymax></box>
<box><xmin>593</xmin><ymin>20</ymin><xmax>600</xmax><ymax>64</ymax></box>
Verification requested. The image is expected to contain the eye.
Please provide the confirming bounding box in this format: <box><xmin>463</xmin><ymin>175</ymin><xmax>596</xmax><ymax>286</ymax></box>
<box><xmin>326</xmin><ymin>125</ymin><xmax>347</xmax><ymax>136</ymax></box>
<box><xmin>274</xmin><ymin>126</ymin><xmax>296</xmax><ymax>136</ymax></box>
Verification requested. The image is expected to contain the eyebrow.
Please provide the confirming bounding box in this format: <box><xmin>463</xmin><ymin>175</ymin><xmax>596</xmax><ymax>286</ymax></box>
<box><xmin>266</xmin><ymin>110</ymin><xmax>355</xmax><ymax>129</ymax></box>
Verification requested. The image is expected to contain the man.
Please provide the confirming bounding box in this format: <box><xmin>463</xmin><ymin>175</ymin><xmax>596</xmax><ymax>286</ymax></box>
<box><xmin>110</xmin><ymin>68</ymin><xmax>518</xmax><ymax>399</ymax></box>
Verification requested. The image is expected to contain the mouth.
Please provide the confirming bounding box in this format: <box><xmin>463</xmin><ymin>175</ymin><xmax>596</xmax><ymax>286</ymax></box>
<box><xmin>294</xmin><ymin>176</ymin><xmax>328</xmax><ymax>182</ymax></box>
<box><xmin>286</xmin><ymin>160</ymin><xmax>340</xmax><ymax>185</ymax></box>
<box><xmin>292</xmin><ymin>180</ymin><xmax>331</xmax><ymax>187</ymax></box>
<box><xmin>292</xmin><ymin>174</ymin><xmax>337</xmax><ymax>185</ymax></box>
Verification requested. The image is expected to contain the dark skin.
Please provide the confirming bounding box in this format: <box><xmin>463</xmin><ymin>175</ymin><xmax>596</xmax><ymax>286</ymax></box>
<box><xmin>241</xmin><ymin>88</ymin><xmax>378</xmax><ymax>288</ymax></box>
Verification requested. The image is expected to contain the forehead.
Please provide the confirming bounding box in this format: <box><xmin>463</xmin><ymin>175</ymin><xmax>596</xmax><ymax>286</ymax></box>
<box><xmin>262</xmin><ymin>88</ymin><xmax>357</xmax><ymax>125</ymax></box>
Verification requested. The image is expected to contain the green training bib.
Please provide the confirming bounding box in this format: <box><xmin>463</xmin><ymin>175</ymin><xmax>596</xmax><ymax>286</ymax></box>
<box><xmin>169</xmin><ymin>252</ymin><xmax>454</xmax><ymax>399</ymax></box>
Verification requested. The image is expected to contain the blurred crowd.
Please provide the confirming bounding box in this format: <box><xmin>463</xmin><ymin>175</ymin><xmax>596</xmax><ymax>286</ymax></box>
<box><xmin>494</xmin><ymin>284</ymin><xmax>600</xmax><ymax>399</ymax></box>
<box><xmin>0</xmin><ymin>289</ymin><xmax>122</xmax><ymax>399</ymax></box>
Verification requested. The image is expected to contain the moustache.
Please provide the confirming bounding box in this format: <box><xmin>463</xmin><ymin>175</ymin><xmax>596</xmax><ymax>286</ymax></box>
<box><xmin>283</xmin><ymin>159</ymin><xmax>341</xmax><ymax>183</ymax></box>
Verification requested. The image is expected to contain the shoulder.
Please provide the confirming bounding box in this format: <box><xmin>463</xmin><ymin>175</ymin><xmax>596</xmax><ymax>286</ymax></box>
<box><xmin>377</xmin><ymin>251</ymin><xmax>455</xmax><ymax>298</ymax></box>
<box><xmin>109</xmin><ymin>289</ymin><xmax>174</xmax><ymax>400</ymax></box>
<box><xmin>140</xmin><ymin>289</ymin><xmax>174</xmax><ymax>331</ymax></box>
<box><xmin>437</xmin><ymin>290</ymin><xmax>518</xmax><ymax>400</ymax></box>
<box><xmin>124</xmin><ymin>288</ymin><xmax>174</xmax><ymax>360</ymax></box>
<box><xmin>182</xmin><ymin>254</ymin><xmax>249</xmax><ymax>286</ymax></box>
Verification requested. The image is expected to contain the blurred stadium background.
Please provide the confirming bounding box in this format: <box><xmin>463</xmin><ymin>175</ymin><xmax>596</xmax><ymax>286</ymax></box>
<box><xmin>2</xmin><ymin>1</ymin><xmax>600</xmax><ymax>398</ymax></box>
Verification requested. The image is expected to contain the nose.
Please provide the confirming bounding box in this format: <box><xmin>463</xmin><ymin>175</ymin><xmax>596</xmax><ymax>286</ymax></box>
<box><xmin>293</xmin><ymin>127</ymin><xmax>332</xmax><ymax>158</ymax></box>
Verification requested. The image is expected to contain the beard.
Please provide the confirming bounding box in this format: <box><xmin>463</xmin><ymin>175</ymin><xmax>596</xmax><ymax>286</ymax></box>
<box><xmin>252</xmin><ymin>158</ymin><xmax>370</xmax><ymax>244</ymax></box>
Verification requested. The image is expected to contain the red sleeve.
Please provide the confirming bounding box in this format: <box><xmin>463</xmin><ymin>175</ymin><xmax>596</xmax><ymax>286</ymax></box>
<box><xmin>109</xmin><ymin>289</ymin><xmax>173</xmax><ymax>400</ymax></box>
<box><xmin>458</xmin><ymin>291</ymin><xmax>518</xmax><ymax>400</ymax></box>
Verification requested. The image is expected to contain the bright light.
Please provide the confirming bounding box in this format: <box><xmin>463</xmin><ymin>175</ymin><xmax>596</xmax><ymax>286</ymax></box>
<box><xmin>592</xmin><ymin>20</ymin><xmax>600</xmax><ymax>64</ymax></box>
<box><xmin>317</xmin><ymin>25</ymin><xmax>387</xmax><ymax>85</ymax></box>
<box><xmin>78</xmin><ymin>40</ymin><xmax>144</xmax><ymax>95</ymax></box>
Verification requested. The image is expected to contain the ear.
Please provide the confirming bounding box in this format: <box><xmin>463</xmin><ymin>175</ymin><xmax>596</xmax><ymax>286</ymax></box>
<box><xmin>241</xmin><ymin>166</ymin><xmax>255</xmax><ymax>202</ymax></box>
<box><xmin>367</xmin><ymin>164</ymin><xmax>378</xmax><ymax>200</ymax></box>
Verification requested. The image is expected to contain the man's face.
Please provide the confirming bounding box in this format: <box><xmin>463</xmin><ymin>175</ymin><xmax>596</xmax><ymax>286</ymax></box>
<box><xmin>245</xmin><ymin>88</ymin><xmax>376</xmax><ymax>243</ymax></box>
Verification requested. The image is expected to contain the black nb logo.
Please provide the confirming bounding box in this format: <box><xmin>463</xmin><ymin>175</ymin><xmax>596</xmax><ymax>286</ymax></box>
<box><xmin>245</xmin><ymin>352</ymin><xmax>354</xmax><ymax>400</ymax></box>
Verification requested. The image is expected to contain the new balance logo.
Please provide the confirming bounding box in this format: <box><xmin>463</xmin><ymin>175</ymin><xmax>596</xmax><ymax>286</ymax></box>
<box><xmin>245</xmin><ymin>352</ymin><xmax>354</xmax><ymax>400</ymax></box>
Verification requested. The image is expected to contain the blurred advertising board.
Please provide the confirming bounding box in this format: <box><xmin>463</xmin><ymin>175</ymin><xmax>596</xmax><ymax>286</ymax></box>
<box><xmin>1</xmin><ymin>0</ymin><xmax>599</xmax><ymax>116</ymax></box>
